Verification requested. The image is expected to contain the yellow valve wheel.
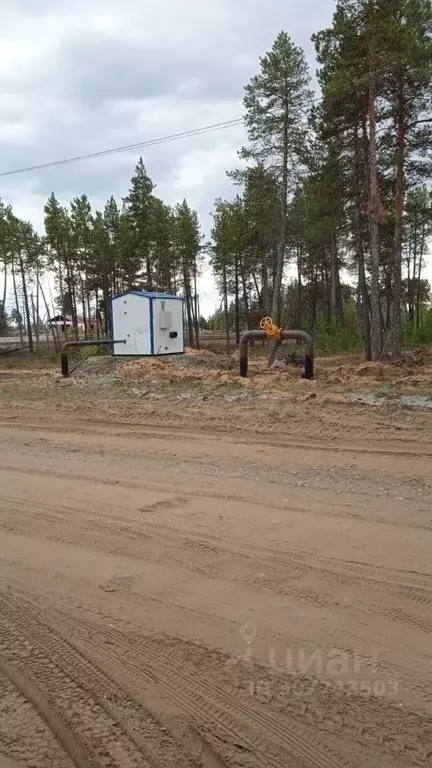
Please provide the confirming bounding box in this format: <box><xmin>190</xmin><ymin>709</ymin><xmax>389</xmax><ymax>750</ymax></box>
<box><xmin>259</xmin><ymin>317</ymin><xmax>281</xmax><ymax>341</ymax></box>
<box><xmin>259</xmin><ymin>317</ymin><xmax>273</xmax><ymax>331</ymax></box>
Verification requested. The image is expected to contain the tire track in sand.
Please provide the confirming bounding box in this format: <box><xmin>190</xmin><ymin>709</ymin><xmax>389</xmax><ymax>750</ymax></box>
<box><xmin>2</xmin><ymin>586</ymin><xmax>351</xmax><ymax>768</ymax></box>
<box><xmin>2</xmin><ymin>494</ymin><xmax>432</xmax><ymax>625</ymax></box>
<box><xmin>0</xmin><ymin>657</ymin><xmax>90</xmax><ymax>768</ymax></box>
<box><xmin>0</xmin><ymin>671</ymin><xmax>75</xmax><ymax>768</ymax></box>
<box><xmin>0</xmin><ymin>590</ymin><xmax>209</xmax><ymax>768</ymax></box>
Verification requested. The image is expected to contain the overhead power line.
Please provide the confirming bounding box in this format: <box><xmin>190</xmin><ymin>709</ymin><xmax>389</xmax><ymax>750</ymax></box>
<box><xmin>0</xmin><ymin>118</ymin><xmax>244</xmax><ymax>178</ymax></box>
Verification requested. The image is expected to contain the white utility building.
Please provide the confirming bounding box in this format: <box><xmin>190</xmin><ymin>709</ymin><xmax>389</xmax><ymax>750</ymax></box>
<box><xmin>110</xmin><ymin>291</ymin><xmax>184</xmax><ymax>356</ymax></box>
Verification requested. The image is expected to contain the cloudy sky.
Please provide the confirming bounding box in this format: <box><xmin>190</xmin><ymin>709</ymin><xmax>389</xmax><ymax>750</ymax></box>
<box><xmin>1</xmin><ymin>0</ymin><xmax>336</xmax><ymax>315</ymax></box>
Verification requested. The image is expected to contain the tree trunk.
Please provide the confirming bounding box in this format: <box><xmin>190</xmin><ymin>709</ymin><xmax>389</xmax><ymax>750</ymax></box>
<box><xmin>0</xmin><ymin>264</ymin><xmax>7</xmax><ymax>334</ymax></box>
<box><xmin>368</xmin><ymin>37</ymin><xmax>383</xmax><ymax>360</ymax></box>
<box><xmin>190</xmin><ymin>291</ymin><xmax>198</xmax><ymax>349</ymax></box>
<box><xmin>358</xmin><ymin>259</ymin><xmax>371</xmax><ymax>361</ymax></box>
<box><xmin>251</xmin><ymin>271</ymin><xmax>261</xmax><ymax>309</ymax></box>
<box><xmin>95</xmin><ymin>289</ymin><xmax>101</xmax><ymax>338</ymax></box>
<box><xmin>310</xmin><ymin>265</ymin><xmax>318</xmax><ymax>331</ymax></box>
<box><xmin>416</xmin><ymin>223</ymin><xmax>426</xmax><ymax>329</ymax></box>
<box><xmin>31</xmin><ymin>294</ymin><xmax>40</xmax><ymax>353</ymax></box>
<box><xmin>193</xmin><ymin>256</ymin><xmax>200</xmax><ymax>350</ymax></box>
<box><xmin>234</xmin><ymin>253</ymin><xmax>240</xmax><ymax>345</ymax></box>
<box><xmin>146</xmin><ymin>250</ymin><xmax>153</xmax><ymax>292</ymax></box>
<box><xmin>64</xmin><ymin>257</ymin><xmax>78</xmax><ymax>339</ymax></box>
<box><xmin>11</xmin><ymin>258</ymin><xmax>24</xmax><ymax>347</ymax></box>
<box><xmin>2</xmin><ymin>264</ymin><xmax>6</xmax><ymax>311</ymax></box>
<box><xmin>271</xmin><ymin>247</ymin><xmax>277</xmax><ymax>297</ymax></box>
<box><xmin>100</xmin><ymin>277</ymin><xmax>109</xmax><ymax>335</ymax></box>
<box><xmin>80</xmin><ymin>254</ymin><xmax>89</xmax><ymax>339</ymax></box>
<box><xmin>187</xmin><ymin>294</ymin><xmax>195</xmax><ymax>347</ymax></box>
<box><xmin>239</xmin><ymin>257</ymin><xmax>251</xmax><ymax>329</ymax></box>
<box><xmin>330</xmin><ymin>230</ymin><xmax>339</xmax><ymax>326</ymax></box>
<box><xmin>354</xmin><ymin>120</ymin><xmax>371</xmax><ymax>362</ymax></box>
<box><xmin>222</xmin><ymin>262</ymin><xmax>230</xmax><ymax>353</ymax></box>
<box><xmin>384</xmin><ymin>268</ymin><xmax>392</xmax><ymax>331</ymax></box>
<box><xmin>411</xmin><ymin>215</ymin><xmax>418</xmax><ymax>325</ymax></box>
<box><xmin>392</xmin><ymin>80</ymin><xmax>405</xmax><ymax>360</ymax></box>
<box><xmin>406</xmin><ymin>233</ymin><xmax>413</xmax><ymax>323</ymax></box>
<box><xmin>336</xmin><ymin>269</ymin><xmax>344</xmax><ymax>325</ymax></box>
<box><xmin>37</xmin><ymin>274</ymin><xmax>59</xmax><ymax>352</ymax></box>
<box><xmin>57</xmin><ymin>258</ymin><xmax>68</xmax><ymax>341</ymax></box>
<box><xmin>297</xmin><ymin>244</ymin><xmax>302</xmax><ymax>328</ymax></box>
<box><xmin>416</xmin><ymin>252</ymin><xmax>423</xmax><ymax>329</ymax></box>
<box><xmin>36</xmin><ymin>275</ymin><xmax>41</xmax><ymax>345</ymax></box>
<box><xmin>269</xmin><ymin>95</ymin><xmax>289</xmax><ymax>365</ymax></box>
<box><xmin>183</xmin><ymin>270</ymin><xmax>194</xmax><ymax>348</ymax></box>
<box><xmin>85</xmin><ymin>269</ymin><xmax>92</xmax><ymax>336</ymax></box>
<box><xmin>81</xmin><ymin>278</ymin><xmax>88</xmax><ymax>340</ymax></box>
<box><xmin>68</xmin><ymin>262</ymin><xmax>79</xmax><ymax>341</ymax></box>
<box><xmin>72</xmin><ymin>281</ymin><xmax>79</xmax><ymax>340</ymax></box>
<box><xmin>261</xmin><ymin>262</ymin><xmax>269</xmax><ymax>315</ymax></box>
<box><xmin>323</xmin><ymin>266</ymin><xmax>331</xmax><ymax>324</ymax></box>
<box><xmin>19</xmin><ymin>252</ymin><xmax>34</xmax><ymax>353</ymax></box>
<box><xmin>272</xmin><ymin>136</ymin><xmax>288</xmax><ymax>325</ymax></box>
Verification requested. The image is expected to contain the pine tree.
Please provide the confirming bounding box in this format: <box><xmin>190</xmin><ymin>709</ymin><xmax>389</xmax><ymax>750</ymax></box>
<box><xmin>173</xmin><ymin>201</ymin><xmax>202</xmax><ymax>348</ymax></box>
<box><xmin>211</xmin><ymin>200</ymin><xmax>234</xmax><ymax>350</ymax></box>
<box><xmin>71</xmin><ymin>194</ymin><xmax>93</xmax><ymax>336</ymax></box>
<box><xmin>241</xmin><ymin>31</ymin><xmax>313</xmax><ymax>339</ymax></box>
<box><xmin>19</xmin><ymin>221</ymin><xmax>45</xmax><ymax>352</ymax></box>
<box><xmin>89</xmin><ymin>211</ymin><xmax>111</xmax><ymax>333</ymax></box>
<box><xmin>404</xmin><ymin>186</ymin><xmax>432</xmax><ymax>327</ymax></box>
<box><xmin>0</xmin><ymin>202</ymin><xmax>10</xmax><ymax>334</ymax></box>
<box><xmin>3</xmin><ymin>209</ymin><xmax>26</xmax><ymax>346</ymax></box>
<box><xmin>124</xmin><ymin>158</ymin><xmax>155</xmax><ymax>291</ymax></box>
<box><xmin>314</xmin><ymin>0</ymin><xmax>384</xmax><ymax>358</ymax></box>
<box><xmin>103</xmin><ymin>196</ymin><xmax>121</xmax><ymax>296</ymax></box>
<box><xmin>242</xmin><ymin>166</ymin><xmax>280</xmax><ymax>318</ymax></box>
<box><xmin>44</xmin><ymin>193</ymin><xmax>77</xmax><ymax>336</ymax></box>
<box><xmin>152</xmin><ymin>199</ymin><xmax>176</xmax><ymax>293</ymax></box>
<box><xmin>378</xmin><ymin>0</ymin><xmax>432</xmax><ymax>357</ymax></box>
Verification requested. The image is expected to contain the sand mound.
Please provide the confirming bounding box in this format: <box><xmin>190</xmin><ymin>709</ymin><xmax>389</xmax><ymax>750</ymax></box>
<box><xmin>184</xmin><ymin>347</ymin><xmax>216</xmax><ymax>357</ymax></box>
<box><xmin>119</xmin><ymin>357</ymin><xmax>243</xmax><ymax>384</ymax></box>
<box><xmin>70</xmin><ymin>349</ymin><xmax>432</xmax><ymax>396</ymax></box>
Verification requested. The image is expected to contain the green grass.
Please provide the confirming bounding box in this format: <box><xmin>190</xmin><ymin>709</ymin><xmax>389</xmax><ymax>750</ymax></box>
<box><xmin>0</xmin><ymin>349</ymin><xmax>58</xmax><ymax>369</ymax></box>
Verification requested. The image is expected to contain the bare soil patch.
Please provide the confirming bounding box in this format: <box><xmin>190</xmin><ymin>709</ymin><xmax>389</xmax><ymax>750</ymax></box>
<box><xmin>0</xmin><ymin>353</ymin><xmax>431</xmax><ymax>766</ymax></box>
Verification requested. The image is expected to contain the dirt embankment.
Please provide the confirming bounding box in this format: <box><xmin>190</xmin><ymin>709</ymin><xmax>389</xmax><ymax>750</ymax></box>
<box><xmin>99</xmin><ymin>349</ymin><xmax>432</xmax><ymax>393</ymax></box>
<box><xmin>1</xmin><ymin>350</ymin><xmax>431</xmax><ymax>442</ymax></box>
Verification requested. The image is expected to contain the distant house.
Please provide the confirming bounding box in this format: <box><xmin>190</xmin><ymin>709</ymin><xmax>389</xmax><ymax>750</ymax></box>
<box><xmin>49</xmin><ymin>314</ymin><xmax>72</xmax><ymax>331</ymax></box>
<box><xmin>49</xmin><ymin>314</ymin><xmax>98</xmax><ymax>332</ymax></box>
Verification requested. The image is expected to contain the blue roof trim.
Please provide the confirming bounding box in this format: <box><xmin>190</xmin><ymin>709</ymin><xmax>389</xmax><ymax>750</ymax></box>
<box><xmin>112</xmin><ymin>290</ymin><xmax>183</xmax><ymax>301</ymax></box>
<box><xmin>151</xmin><ymin>294</ymin><xmax>185</xmax><ymax>301</ymax></box>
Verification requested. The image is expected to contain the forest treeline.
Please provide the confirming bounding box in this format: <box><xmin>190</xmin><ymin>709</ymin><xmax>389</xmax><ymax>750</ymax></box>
<box><xmin>0</xmin><ymin>161</ymin><xmax>203</xmax><ymax>351</ymax></box>
<box><xmin>210</xmin><ymin>0</ymin><xmax>432</xmax><ymax>360</ymax></box>
<box><xmin>1</xmin><ymin>0</ymin><xmax>431</xmax><ymax>359</ymax></box>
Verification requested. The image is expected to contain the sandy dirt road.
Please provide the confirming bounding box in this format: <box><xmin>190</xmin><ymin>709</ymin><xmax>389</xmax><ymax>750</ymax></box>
<box><xmin>0</xmin><ymin>411</ymin><xmax>431</xmax><ymax>767</ymax></box>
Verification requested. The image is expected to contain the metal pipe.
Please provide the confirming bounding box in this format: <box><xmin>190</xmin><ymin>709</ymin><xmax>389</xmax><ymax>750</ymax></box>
<box><xmin>239</xmin><ymin>331</ymin><xmax>266</xmax><ymax>378</ymax></box>
<box><xmin>239</xmin><ymin>330</ymin><xmax>314</xmax><ymax>379</ymax></box>
<box><xmin>60</xmin><ymin>339</ymin><xmax>126</xmax><ymax>377</ymax></box>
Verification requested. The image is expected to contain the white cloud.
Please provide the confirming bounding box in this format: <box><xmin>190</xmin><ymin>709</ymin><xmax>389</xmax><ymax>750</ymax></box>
<box><xmin>7</xmin><ymin>0</ymin><xmax>396</xmax><ymax>318</ymax></box>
